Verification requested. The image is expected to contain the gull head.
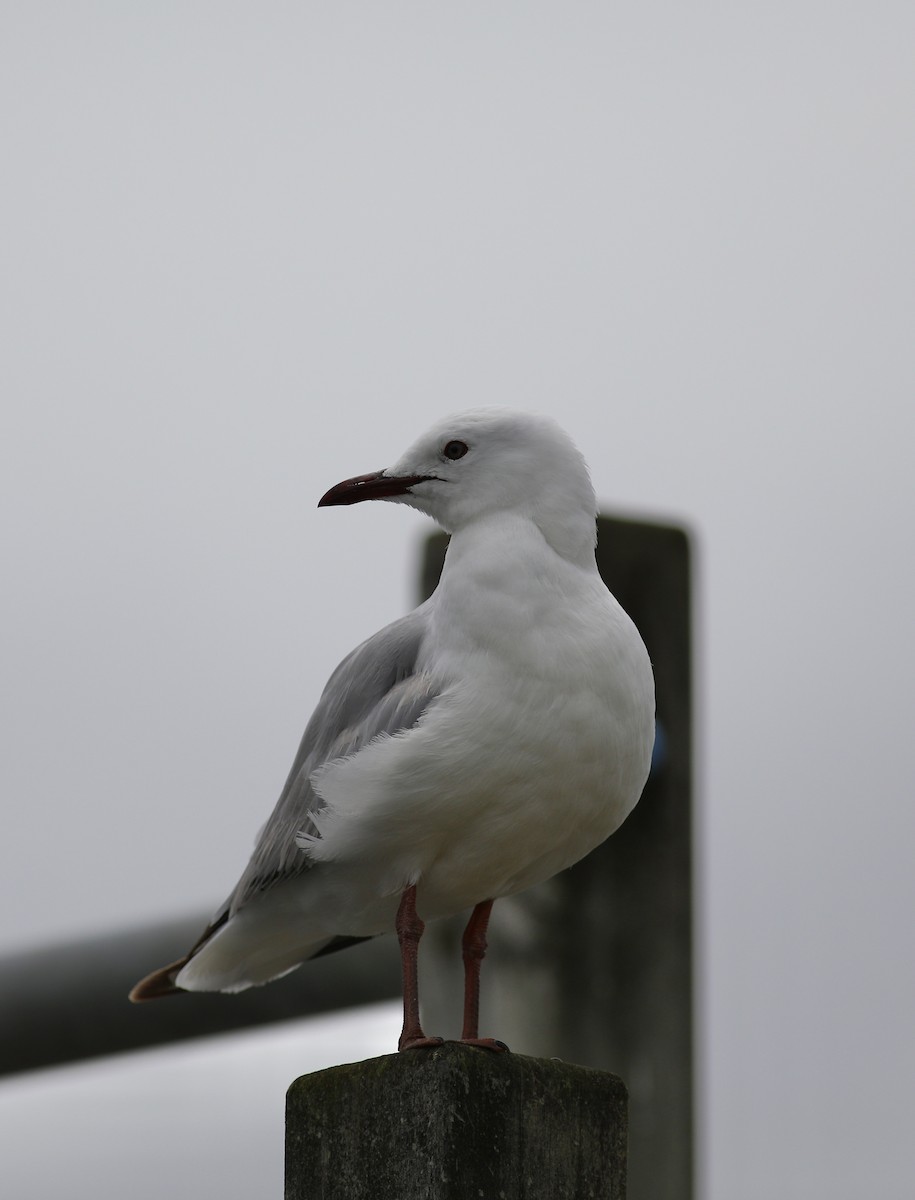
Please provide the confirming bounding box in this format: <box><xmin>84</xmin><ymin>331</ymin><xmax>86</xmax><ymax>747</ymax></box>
<box><xmin>319</xmin><ymin>408</ymin><xmax>598</xmax><ymax>563</ymax></box>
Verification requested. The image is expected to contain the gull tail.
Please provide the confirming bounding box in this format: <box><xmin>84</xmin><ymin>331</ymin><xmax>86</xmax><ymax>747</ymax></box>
<box><xmin>129</xmin><ymin>957</ymin><xmax>190</xmax><ymax>1002</ymax></box>
<box><xmin>128</xmin><ymin>910</ymin><xmax>229</xmax><ymax>1002</ymax></box>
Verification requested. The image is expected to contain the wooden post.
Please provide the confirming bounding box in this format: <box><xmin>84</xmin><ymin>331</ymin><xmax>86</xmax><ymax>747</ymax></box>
<box><xmin>286</xmin><ymin>1042</ymin><xmax>627</xmax><ymax>1199</ymax></box>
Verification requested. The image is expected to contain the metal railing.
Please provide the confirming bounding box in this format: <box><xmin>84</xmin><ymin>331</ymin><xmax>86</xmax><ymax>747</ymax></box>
<box><xmin>0</xmin><ymin>917</ymin><xmax>400</xmax><ymax>1076</ymax></box>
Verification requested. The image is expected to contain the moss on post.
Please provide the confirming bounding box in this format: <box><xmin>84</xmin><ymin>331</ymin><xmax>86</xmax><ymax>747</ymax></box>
<box><xmin>286</xmin><ymin>1042</ymin><xmax>627</xmax><ymax>1199</ymax></box>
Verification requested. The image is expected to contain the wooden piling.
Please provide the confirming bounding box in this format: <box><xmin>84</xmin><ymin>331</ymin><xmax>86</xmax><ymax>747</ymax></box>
<box><xmin>286</xmin><ymin>1042</ymin><xmax>627</xmax><ymax>1199</ymax></box>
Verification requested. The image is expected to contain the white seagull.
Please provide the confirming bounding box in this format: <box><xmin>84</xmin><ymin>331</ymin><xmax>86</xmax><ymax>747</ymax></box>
<box><xmin>130</xmin><ymin>409</ymin><xmax>655</xmax><ymax>1051</ymax></box>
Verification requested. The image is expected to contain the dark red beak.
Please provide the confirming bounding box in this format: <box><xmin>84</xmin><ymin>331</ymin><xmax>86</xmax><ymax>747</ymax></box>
<box><xmin>318</xmin><ymin>470</ymin><xmax>434</xmax><ymax>508</ymax></box>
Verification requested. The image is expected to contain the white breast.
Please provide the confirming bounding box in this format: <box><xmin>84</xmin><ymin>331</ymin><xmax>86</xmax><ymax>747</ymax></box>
<box><xmin>303</xmin><ymin>515</ymin><xmax>655</xmax><ymax>922</ymax></box>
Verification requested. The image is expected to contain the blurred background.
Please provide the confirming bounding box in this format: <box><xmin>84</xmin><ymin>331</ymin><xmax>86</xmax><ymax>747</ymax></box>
<box><xmin>1</xmin><ymin>3</ymin><xmax>913</xmax><ymax>1197</ymax></box>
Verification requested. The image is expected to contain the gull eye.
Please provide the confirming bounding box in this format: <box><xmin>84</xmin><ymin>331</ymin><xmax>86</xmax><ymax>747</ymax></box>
<box><xmin>443</xmin><ymin>439</ymin><xmax>469</xmax><ymax>461</ymax></box>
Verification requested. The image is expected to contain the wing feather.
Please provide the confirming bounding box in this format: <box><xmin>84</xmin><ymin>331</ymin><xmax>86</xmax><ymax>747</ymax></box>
<box><xmin>130</xmin><ymin>606</ymin><xmax>440</xmax><ymax>1000</ymax></box>
<box><xmin>224</xmin><ymin>606</ymin><xmax>437</xmax><ymax>917</ymax></box>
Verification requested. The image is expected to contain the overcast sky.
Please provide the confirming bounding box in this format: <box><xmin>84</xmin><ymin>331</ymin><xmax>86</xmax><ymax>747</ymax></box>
<box><xmin>2</xmin><ymin>4</ymin><xmax>914</xmax><ymax>1198</ymax></box>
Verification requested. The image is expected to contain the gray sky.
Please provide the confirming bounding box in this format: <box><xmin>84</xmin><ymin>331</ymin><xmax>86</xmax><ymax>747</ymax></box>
<box><xmin>2</xmin><ymin>4</ymin><xmax>914</xmax><ymax>1197</ymax></box>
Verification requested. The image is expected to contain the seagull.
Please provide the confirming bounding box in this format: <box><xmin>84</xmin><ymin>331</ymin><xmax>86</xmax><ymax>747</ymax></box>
<box><xmin>130</xmin><ymin>408</ymin><xmax>655</xmax><ymax>1051</ymax></box>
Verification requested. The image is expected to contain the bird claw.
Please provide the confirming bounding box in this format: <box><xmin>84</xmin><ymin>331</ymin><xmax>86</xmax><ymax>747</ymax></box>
<box><xmin>398</xmin><ymin>1034</ymin><xmax>445</xmax><ymax>1052</ymax></box>
<box><xmin>454</xmin><ymin>1038</ymin><xmax>510</xmax><ymax>1053</ymax></box>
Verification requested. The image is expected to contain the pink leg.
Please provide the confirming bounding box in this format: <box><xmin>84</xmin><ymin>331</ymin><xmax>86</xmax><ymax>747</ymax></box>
<box><xmin>395</xmin><ymin>885</ymin><xmax>443</xmax><ymax>1052</ymax></box>
<box><xmin>459</xmin><ymin>899</ymin><xmax>508</xmax><ymax>1052</ymax></box>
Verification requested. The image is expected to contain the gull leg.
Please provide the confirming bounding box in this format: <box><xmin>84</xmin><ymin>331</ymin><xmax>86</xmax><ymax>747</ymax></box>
<box><xmin>396</xmin><ymin>884</ymin><xmax>443</xmax><ymax>1052</ymax></box>
<box><xmin>459</xmin><ymin>898</ymin><xmax>508</xmax><ymax>1052</ymax></box>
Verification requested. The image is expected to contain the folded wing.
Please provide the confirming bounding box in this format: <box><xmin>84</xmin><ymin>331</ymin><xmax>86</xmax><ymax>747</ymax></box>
<box><xmin>130</xmin><ymin>604</ymin><xmax>439</xmax><ymax>1000</ymax></box>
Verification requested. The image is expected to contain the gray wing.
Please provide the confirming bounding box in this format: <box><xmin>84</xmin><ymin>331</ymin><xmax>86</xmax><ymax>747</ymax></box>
<box><xmin>222</xmin><ymin>604</ymin><xmax>439</xmax><ymax>918</ymax></box>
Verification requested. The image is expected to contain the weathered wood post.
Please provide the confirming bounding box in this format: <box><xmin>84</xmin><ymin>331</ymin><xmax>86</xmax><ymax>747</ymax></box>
<box><xmin>286</xmin><ymin>1042</ymin><xmax>627</xmax><ymax>1199</ymax></box>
